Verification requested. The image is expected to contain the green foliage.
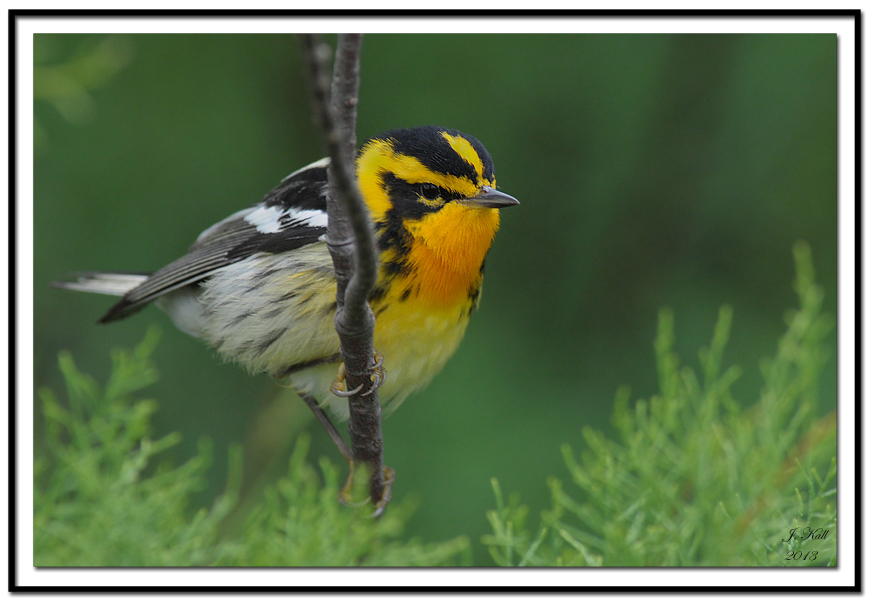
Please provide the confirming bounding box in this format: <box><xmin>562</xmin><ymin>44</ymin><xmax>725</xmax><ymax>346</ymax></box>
<box><xmin>34</xmin><ymin>327</ymin><xmax>470</xmax><ymax>567</ymax></box>
<box><xmin>483</xmin><ymin>242</ymin><xmax>836</xmax><ymax>567</ymax></box>
<box><xmin>34</xmin><ymin>241</ymin><xmax>835</xmax><ymax>568</ymax></box>
<box><xmin>226</xmin><ymin>438</ymin><xmax>470</xmax><ymax>566</ymax></box>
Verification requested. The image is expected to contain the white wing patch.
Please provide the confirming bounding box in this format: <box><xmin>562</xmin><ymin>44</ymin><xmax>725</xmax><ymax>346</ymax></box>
<box><xmin>244</xmin><ymin>205</ymin><xmax>285</xmax><ymax>234</ymax></box>
<box><xmin>243</xmin><ymin>205</ymin><xmax>329</xmax><ymax>234</ymax></box>
<box><xmin>195</xmin><ymin>158</ymin><xmax>331</xmax><ymax>241</ymax></box>
<box><xmin>287</xmin><ymin>208</ymin><xmax>328</xmax><ymax>228</ymax></box>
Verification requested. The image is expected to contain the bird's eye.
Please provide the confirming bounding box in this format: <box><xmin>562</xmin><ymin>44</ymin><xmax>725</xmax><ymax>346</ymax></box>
<box><xmin>419</xmin><ymin>183</ymin><xmax>440</xmax><ymax>201</ymax></box>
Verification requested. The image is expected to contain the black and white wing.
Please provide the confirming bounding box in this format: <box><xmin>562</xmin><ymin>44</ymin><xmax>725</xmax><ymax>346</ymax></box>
<box><xmin>96</xmin><ymin>158</ymin><xmax>331</xmax><ymax>322</ymax></box>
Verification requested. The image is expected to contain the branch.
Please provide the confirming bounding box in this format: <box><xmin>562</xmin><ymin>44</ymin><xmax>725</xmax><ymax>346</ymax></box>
<box><xmin>301</xmin><ymin>34</ymin><xmax>389</xmax><ymax>512</ymax></box>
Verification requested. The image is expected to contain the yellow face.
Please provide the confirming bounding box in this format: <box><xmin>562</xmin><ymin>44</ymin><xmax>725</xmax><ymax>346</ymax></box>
<box><xmin>355</xmin><ymin>126</ymin><xmax>517</xmax><ymax>309</ymax></box>
<box><xmin>357</xmin><ymin>131</ymin><xmax>498</xmax><ymax>216</ymax></box>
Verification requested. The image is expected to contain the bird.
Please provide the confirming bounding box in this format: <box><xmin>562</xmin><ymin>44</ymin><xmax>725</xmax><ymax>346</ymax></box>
<box><xmin>56</xmin><ymin>125</ymin><xmax>518</xmax><ymax>499</ymax></box>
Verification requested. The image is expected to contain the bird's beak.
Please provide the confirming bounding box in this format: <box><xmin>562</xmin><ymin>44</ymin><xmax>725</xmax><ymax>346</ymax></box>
<box><xmin>464</xmin><ymin>186</ymin><xmax>520</xmax><ymax>209</ymax></box>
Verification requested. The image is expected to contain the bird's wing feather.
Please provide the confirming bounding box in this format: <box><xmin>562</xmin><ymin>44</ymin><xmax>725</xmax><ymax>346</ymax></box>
<box><xmin>99</xmin><ymin>159</ymin><xmax>331</xmax><ymax>322</ymax></box>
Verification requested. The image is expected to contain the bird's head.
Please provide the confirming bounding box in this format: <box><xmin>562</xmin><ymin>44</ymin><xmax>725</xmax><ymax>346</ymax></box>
<box><xmin>356</xmin><ymin>126</ymin><xmax>518</xmax><ymax>276</ymax></box>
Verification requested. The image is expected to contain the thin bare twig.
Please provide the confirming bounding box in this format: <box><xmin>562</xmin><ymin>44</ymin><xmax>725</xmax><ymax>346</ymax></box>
<box><xmin>301</xmin><ymin>33</ymin><xmax>389</xmax><ymax>512</ymax></box>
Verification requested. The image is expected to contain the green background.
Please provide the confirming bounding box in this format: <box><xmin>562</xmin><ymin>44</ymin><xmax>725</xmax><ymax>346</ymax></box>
<box><xmin>33</xmin><ymin>33</ymin><xmax>837</xmax><ymax>563</ymax></box>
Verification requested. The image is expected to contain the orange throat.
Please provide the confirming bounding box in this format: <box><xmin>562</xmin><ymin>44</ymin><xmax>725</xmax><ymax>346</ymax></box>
<box><xmin>396</xmin><ymin>202</ymin><xmax>501</xmax><ymax>308</ymax></box>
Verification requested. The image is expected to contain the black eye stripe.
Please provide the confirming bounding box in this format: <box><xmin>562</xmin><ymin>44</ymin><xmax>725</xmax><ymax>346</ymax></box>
<box><xmin>420</xmin><ymin>183</ymin><xmax>465</xmax><ymax>202</ymax></box>
<box><xmin>381</xmin><ymin>172</ymin><xmax>473</xmax><ymax>225</ymax></box>
<box><xmin>381</xmin><ymin>173</ymin><xmax>441</xmax><ymax>220</ymax></box>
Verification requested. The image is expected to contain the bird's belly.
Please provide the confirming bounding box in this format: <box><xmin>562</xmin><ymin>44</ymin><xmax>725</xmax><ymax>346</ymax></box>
<box><xmin>291</xmin><ymin>299</ymin><xmax>471</xmax><ymax>421</ymax></box>
<box><xmin>187</xmin><ymin>248</ymin><xmax>474</xmax><ymax>421</ymax></box>
<box><xmin>374</xmin><ymin>300</ymin><xmax>471</xmax><ymax>408</ymax></box>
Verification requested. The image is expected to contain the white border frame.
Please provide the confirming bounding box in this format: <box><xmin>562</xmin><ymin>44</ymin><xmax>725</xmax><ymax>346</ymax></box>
<box><xmin>8</xmin><ymin>11</ymin><xmax>858</xmax><ymax>591</ymax></box>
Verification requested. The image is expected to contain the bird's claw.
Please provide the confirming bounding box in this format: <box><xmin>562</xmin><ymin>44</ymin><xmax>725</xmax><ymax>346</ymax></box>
<box><xmin>329</xmin><ymin>362</ymin><xmax>364</xmax><ymax>397</ymax></box>
<box><xmin>330</xmin><ymin>382</ymin><xmax>364</xmax><ymax>397</ymax></box>
<box><xmin>368</xmin><ymin>467</ymin><xmax>395</xmax><ymax>518</ymax></box>
<box><xmin>362</xmin><ymin>350</ymin><xmax>386</xmax><ymax>396</ymax></box>
<box><xmin>337</xmin><ymin>463</ymin><xmax>395</xmax><ymax>517</ymax></box>
<box><xmin>330</xmin><ymin>351</ymin><xmax>386</xmax><ymax>398</ymax></box>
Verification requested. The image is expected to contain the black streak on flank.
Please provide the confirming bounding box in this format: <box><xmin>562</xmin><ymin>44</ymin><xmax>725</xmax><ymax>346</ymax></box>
<box><xmin>375</xmin><ymin>218</ymin><xmax>412</xmax><ymax>277</ymax></box>
<box><xmin>369</xmin><ymin>284</ymin><xmax>387</xmax><ymax>304</ymax></box>
<box><xmin>279</xmin><ymin>353</ymin><xmax>342</xmax><ymax>377</ymax></box>
<box><xmin>226</xmin><ymin>309</ymin><xmax>254</xmax><ymax>329</ymax></box>
<box><xmin>248</xmin><ymin>267</ymin><xmax>281</xmax><ymax>287</ymax></box>
<box><xmin>278</xmin><ymin>290</ymin><xmax>299</xmax><ymax>302</ymax></box>
<box><xmin>297</xmin><ymin>293</ymin><xmax>313</xmax><ymax>306</ymax></box>
<box><xmin>263</xmin><ymin>304</ymin><xmax>288</xmax><ymax>320</ymax></box>
<box><xmin>256</xmin><ymin>328</ymin><xmax>286</xmax><ymax>353</ymax></box>
<box><xmin>466</xmin><ymin>282</ymin><xmax>483</xmax><ymax>320</ymax></box>
<box><xmin>468</xmin><ymin>284</ymin><xmax>481</xmax><ymax>305</ymax></box>
<box><xmin>383</xmin><ymin>257</ymin><xmax>410</xmax><ymax>278</ymax></box>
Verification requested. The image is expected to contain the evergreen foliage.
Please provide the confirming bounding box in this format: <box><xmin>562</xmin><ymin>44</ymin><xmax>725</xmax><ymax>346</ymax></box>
<box><xmin>34</xmin><ymin>328</ymin><xmax>470</xmax><ymax>567</ymax></box>
<box><xmin>34</xmin><ymin>243</ymin><xmax>834</xmax><ymax>567</ymax></box>
<box><xmin>483</xmin><ymin>243</ymin><xmax>836</xmax><ymax>567</ymax></box>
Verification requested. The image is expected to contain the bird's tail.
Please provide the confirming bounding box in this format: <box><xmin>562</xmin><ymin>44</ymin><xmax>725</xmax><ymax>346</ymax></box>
<box><xmin>52</xmin><ymin>272</ymin><xmax>150</xmax><ymax>297</ymax></box>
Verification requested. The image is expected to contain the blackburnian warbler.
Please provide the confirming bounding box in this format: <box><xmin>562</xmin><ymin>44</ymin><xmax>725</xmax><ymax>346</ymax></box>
<box><xmin>57</xmin><ymin>125</ymin><xmax>518</xmax><ymax>456</ymax></box>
